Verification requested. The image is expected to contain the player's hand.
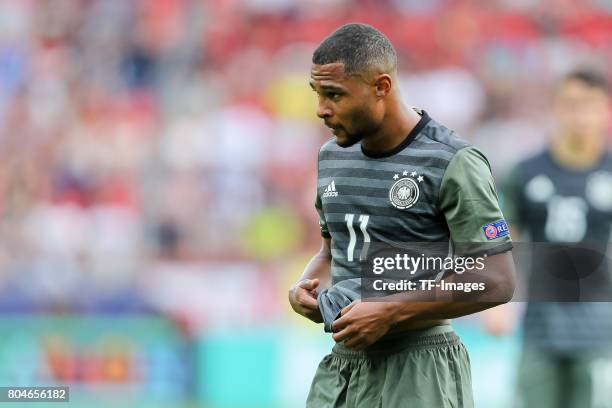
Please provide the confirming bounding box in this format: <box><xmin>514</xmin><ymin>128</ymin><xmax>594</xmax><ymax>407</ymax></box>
<box><xmin>331</xmin><ymin>301</ymin><xmax>393</xmax><ymax>350</ymax></box>
<box><xmin>288</xmin><ymin>279</ymin><xmax>323</xmax><ymax>323</ymax></box>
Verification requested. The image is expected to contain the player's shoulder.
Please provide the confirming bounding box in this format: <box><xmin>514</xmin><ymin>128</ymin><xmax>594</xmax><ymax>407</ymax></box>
<box><xmin>408</xmin><ymin>112</ymin><xmax>490</xmax><ymax>174</ymax></box>
<box><xmin>414</xmin><ymin>114</ymin><xmax>472</xmax><ymax>155</ymax></box>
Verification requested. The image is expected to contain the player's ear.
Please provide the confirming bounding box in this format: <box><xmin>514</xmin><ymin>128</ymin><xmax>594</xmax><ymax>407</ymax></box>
<box><xmin>374</xmin><ymin>74</ymin><xmax>392</xmax><ymax>97</ymax></box>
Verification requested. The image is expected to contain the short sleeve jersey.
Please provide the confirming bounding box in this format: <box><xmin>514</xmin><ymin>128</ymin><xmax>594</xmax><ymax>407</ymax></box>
<box><xmin>315</xmin><ymin>110</ymin><xmax>512</xmax><ymax>284</ymax></box>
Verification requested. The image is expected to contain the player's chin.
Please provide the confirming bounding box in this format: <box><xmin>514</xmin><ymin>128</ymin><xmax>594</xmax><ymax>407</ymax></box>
<box><xmin>335</xmin><ymin>132</ymin><xmax>360</xmax><ymax>148</ymax></box>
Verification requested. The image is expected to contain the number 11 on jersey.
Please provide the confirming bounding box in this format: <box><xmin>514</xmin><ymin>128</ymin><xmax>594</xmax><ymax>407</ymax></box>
<box><xmin>345</xmin><ymin>213</ymin><xmax>370</xmax><ymax>262</ymax></box>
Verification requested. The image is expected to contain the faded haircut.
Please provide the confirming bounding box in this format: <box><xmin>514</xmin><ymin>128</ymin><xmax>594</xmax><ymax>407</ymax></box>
<box><xmin>312</xmin><ymin>23</ymin><xmax>397</xmax><ymax>76</ymax></box>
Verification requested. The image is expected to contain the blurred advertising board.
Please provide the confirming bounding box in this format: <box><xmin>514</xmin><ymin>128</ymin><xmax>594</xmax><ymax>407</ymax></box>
<box><xmin>0</xmin><ymin>315</ymin><xmax>190</xmax><ymax>408</ymax></box>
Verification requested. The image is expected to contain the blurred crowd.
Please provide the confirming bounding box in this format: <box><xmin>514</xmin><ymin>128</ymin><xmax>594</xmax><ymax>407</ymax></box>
<box><xmin>1</xmin><ymin>0</ymin><xmax>612</xmax><ymax>325</ymax></box>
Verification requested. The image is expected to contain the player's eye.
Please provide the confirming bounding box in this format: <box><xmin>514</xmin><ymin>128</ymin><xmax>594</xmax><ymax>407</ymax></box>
<box><xmin>328</xmin><ymin>92</ymin><xmax>342</xmax><ymax>101</ymax></box>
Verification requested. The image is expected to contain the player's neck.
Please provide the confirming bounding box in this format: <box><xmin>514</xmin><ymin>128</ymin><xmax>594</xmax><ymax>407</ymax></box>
<box><xmin>360</xmin><ymin>103</ymin><xmax>421</xmax><ymax>154</ymax></box>
<box><xmin>550</xmin><ymin>131</ymin><xmax>605</xmax><ymax>171</ymax></box>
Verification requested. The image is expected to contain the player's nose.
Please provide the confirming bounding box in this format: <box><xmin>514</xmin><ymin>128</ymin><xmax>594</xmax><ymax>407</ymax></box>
<box><xmin>316</xmin><ymin>98</ymin><xmax>332</xmax><ymax>119</ymax></box>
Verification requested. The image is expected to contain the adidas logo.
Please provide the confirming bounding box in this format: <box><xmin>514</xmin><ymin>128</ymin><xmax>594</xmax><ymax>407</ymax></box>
<box><xmin>322</xmin><ymin>180</ymin><xmax>338</xmax><ymax>198</ymax></box>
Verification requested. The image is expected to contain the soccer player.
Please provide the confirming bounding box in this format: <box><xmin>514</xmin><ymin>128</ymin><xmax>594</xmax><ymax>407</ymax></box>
<box><xmin>494</xmin><ymin>69</ymin><xmax>612</xmax><ymax>408</ymax></box>
<box><xmin>288</xmin><ymin>23</ymin><xmax>516</xmax><ymax>407</ymax></box>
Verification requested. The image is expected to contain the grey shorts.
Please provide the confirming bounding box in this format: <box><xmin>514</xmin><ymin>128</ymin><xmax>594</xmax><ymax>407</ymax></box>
<box><xmin>306</xmin><ymin>325</ymin><xmax>474</xmax><ymax>408</ymax></box>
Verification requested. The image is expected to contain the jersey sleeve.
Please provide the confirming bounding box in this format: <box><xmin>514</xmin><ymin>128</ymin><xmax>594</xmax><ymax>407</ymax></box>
<box><xmin>315</xmin><ymin>193</ymin><xmax>331</xmax><ymax>238</ymax></box>
<box><xmin>439</xmin><ymin>146</ymin><xmax>513</xmax><ymax>256</ymax></box>
<box><xmin>315</xmin><ymin>148</ymin><xmax>331</xmax><ymax>239</ymax></box>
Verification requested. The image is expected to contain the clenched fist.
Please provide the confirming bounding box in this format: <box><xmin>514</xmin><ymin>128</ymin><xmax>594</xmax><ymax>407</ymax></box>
<box><xmin>288</xmin><ymin>278</ymin><xmax>323</xmax><ymax>323</ymax></box>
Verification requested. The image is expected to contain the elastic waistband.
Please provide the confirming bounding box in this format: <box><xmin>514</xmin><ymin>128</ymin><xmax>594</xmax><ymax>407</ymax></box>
<box><xmin>331</xmin><ymin>324</ymin><xmax>460</xmax><ymax>359</ymax></box>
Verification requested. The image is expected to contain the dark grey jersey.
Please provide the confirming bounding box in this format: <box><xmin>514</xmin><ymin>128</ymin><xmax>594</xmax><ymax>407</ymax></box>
<box><xmin>315</xmin><ymin>110</ymin><xmax>512</xmax><ymax>286</ymax></box>
<box><xmin>315</xmin><ymin>110</ymin><xmax>512</xmax><ymax>331</ymax></box>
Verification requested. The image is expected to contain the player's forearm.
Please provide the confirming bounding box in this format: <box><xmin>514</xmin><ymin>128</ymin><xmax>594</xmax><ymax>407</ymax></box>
<box><xmin>288</xmin><ymin>238</ymin><xmax>333</xmax><ymax>323</ymax></box>
<box><xmin>298</xmin><ymin>240</ymin><xmax>332</xmax><ymax>290</ymax></box>
<box><xmin>386</xmin><ymin>251</ymin><xmax>516</xmax><ymax>325</ymax></box>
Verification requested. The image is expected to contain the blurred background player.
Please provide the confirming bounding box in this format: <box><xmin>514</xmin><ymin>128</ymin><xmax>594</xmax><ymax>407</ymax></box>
<box><xmin>485</xmin><ymin>69</ymin><xmax>612</xmax><ymax>408</ymax></box>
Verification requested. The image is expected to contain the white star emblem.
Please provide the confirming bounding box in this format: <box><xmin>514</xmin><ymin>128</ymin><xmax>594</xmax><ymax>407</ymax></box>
<box><xmin>402</xmin><ymin>170</ymin><xmax>408</xmax><ymax>176</ymax></box>
<box><xmin>417</xmin><ymin>175</ymin><xmax>424</xmax><ymax>182</ymax></box>
<box><xmin>410</xmin><ymin>171</ymin><xmax>417</xmax><ymax>177</ymax></box>
<box><xmin>393</xmin><ymin>174</ymin><xmax>399</xmax><ymax>180</ymax></box>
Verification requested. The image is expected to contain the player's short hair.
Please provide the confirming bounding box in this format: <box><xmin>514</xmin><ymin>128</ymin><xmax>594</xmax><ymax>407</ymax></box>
<box><xmin>312</xmin><ymin>23</ymin><xmax>397</xmax><ymax>76</ymax></box>
<box><xmin>560</xmin><ymin>68</ymin><xmax>609</xmax><ymax>92</ymax></box>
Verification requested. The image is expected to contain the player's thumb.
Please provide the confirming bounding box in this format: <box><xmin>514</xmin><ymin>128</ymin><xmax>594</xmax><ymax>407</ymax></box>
<box><xmin>299</xmin><ymin>278</ymin><xmax>319</xmax><ymax>290</ymax></box>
